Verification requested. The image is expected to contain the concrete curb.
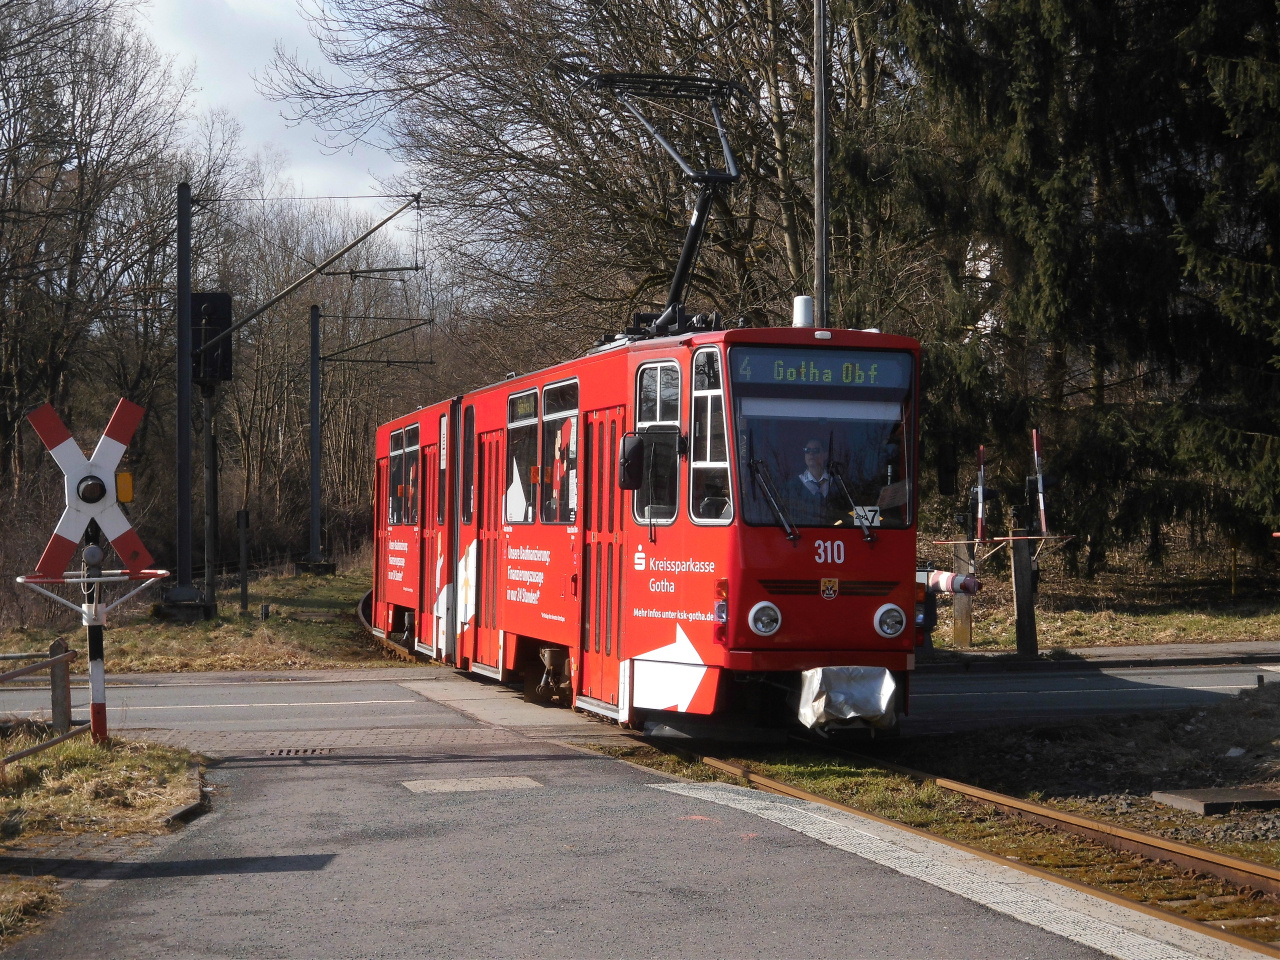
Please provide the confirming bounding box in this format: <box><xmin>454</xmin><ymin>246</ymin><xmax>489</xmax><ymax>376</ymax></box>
<box><xmin>917</xmin><ymin>652</ymin><xmax>1280</xmax><ymax>673</ymax></box>
<box><xmin>162</xmin><ymin>762</ymin><xmax>208</xmax><ymax>826</ymax></box>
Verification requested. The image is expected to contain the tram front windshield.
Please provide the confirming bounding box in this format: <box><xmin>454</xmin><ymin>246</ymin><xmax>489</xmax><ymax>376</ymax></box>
<box><xmin>729</xmin><ymin>346</ymin><xmax>914</xmax><ymax>530</ymax></box>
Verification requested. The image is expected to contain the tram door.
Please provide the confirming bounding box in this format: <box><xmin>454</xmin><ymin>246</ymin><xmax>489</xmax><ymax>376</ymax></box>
<box><xmin>473</xmin><ymin>428</ymin><xmax>504</xmax><ymax>669</ymax></box>
<box><xmin>579</xmin><ymin>407</ymin><xmax>626</xmax><ymax>705</ymax></box>
<box><xmin>418</xmin><ymin>443</ymin><xmax>439</xmax><ymax>650</ymax></box>
<box><xmin>374</xmin><ymin>457</ymin><xmax>389</xmax><ymax>616</ymax></box>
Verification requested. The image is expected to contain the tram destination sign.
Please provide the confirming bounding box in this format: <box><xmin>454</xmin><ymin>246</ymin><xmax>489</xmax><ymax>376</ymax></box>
<box><xmin>730</xmin><ymin>346</ymin><xmax>912</xmax><ymax>390</ymax></box>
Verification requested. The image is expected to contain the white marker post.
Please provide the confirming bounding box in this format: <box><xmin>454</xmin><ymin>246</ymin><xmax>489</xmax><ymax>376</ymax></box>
<box><xmin>976</xmin><ymin>445</ymin><xmax>987</xmax><ymax>543</ymax></box>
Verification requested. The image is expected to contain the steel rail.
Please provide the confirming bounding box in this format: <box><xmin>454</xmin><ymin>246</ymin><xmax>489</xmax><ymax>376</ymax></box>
<box><xmin>832</xmin><ymin>747</ymin><xmax>1280</xmax><ymax>901</ymax></box>
<box><xmin>639</xmin><ymin>738</ymin><xmax>1280</xmax><ymax>957</ymax></box>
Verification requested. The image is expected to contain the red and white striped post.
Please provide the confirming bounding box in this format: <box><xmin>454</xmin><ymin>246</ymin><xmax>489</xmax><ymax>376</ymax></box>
<box><xmin>1031</xmin><ymin>428</ymin><xmax>1049</xmax><ymax>536</ymax></box>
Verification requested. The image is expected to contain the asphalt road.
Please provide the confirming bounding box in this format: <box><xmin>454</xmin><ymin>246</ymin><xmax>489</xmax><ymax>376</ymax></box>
<box><xmin>2</xmin><ymin>667</ymin><xmax>1262</xmax><ymax>958</ymax></box>
<box><xmin>3</xmin><ymin>700</ymin><xmax>1108</xmax><ymax>959</ymax></box>
<box><xmin>3</xmin><ymin>662</ymin><xmax>1271</xmax><ymax>735</ymax></box>
<box><xmin>904</xmin><ymin>662</ymin><xmax>1279</xmax><ymax>733</ymax></box>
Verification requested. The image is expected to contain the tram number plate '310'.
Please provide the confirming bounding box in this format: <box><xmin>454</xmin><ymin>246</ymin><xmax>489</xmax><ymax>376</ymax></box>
<box><xmin>814</xmin><ymin>540</ymin><xmax>845</xmax><ymax>564</ymax></box>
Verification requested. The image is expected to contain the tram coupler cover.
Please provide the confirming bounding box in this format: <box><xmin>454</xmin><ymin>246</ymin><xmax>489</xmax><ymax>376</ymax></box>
<box><xmin>797</xmin><ymin>666</ymin><xmax>896</xmax><ymax>731</ymax></box>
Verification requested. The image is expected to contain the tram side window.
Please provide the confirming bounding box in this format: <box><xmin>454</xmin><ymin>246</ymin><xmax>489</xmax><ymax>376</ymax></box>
<box><xmin>437</xmin><ymin>414</ymin><xmax>448</xmax><ymax>526</ymax></box>
<box><xmin>403</xmin><ymin>424</ymin><xmax>419</xmax><ymax>526</ymax></box>
<box><xmin>388</xmin><ymin>430</ymin><xmax>404</xmax><ymax>525</ymax></box>
<box><xmin>461</xmin><ymin>406</ymin><xmax>475</xmax><ymax>524</ymax></box>
<box><xmin>540</xmin><ymin>381</ymin><xmax>578</xmax><ymax>524</ymax></box>
<box><xmin>634</xmin><ymin>361</ymin><xmax>681</xmax><ymax>524</ymax></box>
<box><xmin>506</xmin><ymin>390</ymin><xmax>538</xmax><ymax>523</ymax></box>
<box><xmin>691</xmin><ymin>349</ymin><xmax>731</xmax><ymax>522</ymax></box>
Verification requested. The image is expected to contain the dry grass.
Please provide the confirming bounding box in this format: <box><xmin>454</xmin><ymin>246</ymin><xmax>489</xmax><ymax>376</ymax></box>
<box><xmin>0</xmin><ymin>876</ymin><xmax>60</xmax><ymax>945</ymax></box>
<box><xmin>0</xmin><ymin>727</ymin><xmax>198</xmax><ymax>947</ymax></box>
<box><xmin>0</xmin><ymin>727</ymin><xmax>196</xmax><ymax>841</ymax></box>
<box><xmin>0</xmin><ymin>571</ymin><xmax>408</xmax><ymax>673</ymax></box>
<box><xmin>916</xmin><ymin>527</ymin><xmax>1280</xmax><ymax>651</ymax></box>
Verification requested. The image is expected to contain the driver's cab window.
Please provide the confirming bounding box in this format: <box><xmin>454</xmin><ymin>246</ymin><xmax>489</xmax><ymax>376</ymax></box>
<box><xmin>633</xmin><ymin>361</ymin><xmax>680</xmax><ymax>524</ymax></box>
<box><xmin>690</xmin><ymin>348</ymin><xmax>731</xmax><ymax>523</ymax></box>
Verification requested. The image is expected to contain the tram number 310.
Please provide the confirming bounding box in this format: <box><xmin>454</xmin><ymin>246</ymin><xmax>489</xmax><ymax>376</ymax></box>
<box><xmin>814</xmin><ymin>540</ymin><xmax>845</xmax><ymax>564</ymax></box>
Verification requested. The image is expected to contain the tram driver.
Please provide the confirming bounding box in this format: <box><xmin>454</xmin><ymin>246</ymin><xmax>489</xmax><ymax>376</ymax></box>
<box><xmin>786</xmin><ymin>438</ymin><xmax>849</xmax><ymax>524</ymax></box>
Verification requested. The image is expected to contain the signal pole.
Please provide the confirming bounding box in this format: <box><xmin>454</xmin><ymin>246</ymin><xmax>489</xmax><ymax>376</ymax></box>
<box><xmin>168</xmin><ymin>182</ymin><xmax>201</xmax><ymax>610</ymax></box>
<box><xmin>814</xmin><ymin>0</ymin><xmax>829</xmax><ymax>328</ymax></box>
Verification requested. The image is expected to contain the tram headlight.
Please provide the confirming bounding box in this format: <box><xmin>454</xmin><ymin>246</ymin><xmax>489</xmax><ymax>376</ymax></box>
<box><xmin>874</xmin><ymin>603</ymin><xmax>907</xmax><ymax>639</ymax></box>
<box><xmin>748</xmin><ymin>601</ymin><xmax>781</xmax><ymax>637</ymax></box>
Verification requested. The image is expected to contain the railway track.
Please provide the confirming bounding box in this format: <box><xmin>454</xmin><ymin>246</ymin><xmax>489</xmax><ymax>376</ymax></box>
<box><xmin>640</xmin><ymin>736</ymin><xmax>1280</xmax><ymax>957</ymax></box>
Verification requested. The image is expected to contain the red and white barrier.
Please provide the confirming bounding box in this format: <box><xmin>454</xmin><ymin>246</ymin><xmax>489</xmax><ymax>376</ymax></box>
<box><xmin>927</xmin><ymin>570</ymin><xmax>981</xmax><ymax>595</ymax></box>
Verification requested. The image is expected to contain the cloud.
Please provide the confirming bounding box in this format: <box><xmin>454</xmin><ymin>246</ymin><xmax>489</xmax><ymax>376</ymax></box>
<box><xmin>137</xmin><ymin>0</ymin><xmax>403</xmax><ymax>205</ymax></box>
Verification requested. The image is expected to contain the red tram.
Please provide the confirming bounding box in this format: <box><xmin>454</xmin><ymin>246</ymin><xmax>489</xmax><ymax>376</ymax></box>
<box><xmin>370</xmin><ymin>322</ymin><xmax>923</xmax><ymax>727</ymax></box>
<box><xmin>368</xmin><ymin>73</ymin><xmax>929</xmax><ymax>730</ymax></box>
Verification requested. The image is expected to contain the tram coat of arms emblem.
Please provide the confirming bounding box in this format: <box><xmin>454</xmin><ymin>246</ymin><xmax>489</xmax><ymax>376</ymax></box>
<box><xmin>820</xmin><ymin>578</ymin><xmax>839</xmax><ymax>600</ymax></box>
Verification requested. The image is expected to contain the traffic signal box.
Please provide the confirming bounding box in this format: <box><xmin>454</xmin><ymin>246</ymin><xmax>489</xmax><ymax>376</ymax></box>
<box><xmin>191</xmin><ymin>291</ymin><xmax>233</xmax><ymax>385</ymax></box>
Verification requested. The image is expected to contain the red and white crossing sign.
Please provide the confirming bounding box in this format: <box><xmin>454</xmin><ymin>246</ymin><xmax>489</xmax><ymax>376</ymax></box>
<box><xmin>27</xmin><ymin>399</ymin><xmax>154</xmax><ymax>576</ymax></box>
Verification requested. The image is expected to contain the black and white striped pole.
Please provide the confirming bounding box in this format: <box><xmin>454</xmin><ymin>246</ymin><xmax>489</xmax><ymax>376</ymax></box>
<box><xmin>82</xmin><ymin>533</ymin><xmax>108</xmax><ymax>742</ymax></box>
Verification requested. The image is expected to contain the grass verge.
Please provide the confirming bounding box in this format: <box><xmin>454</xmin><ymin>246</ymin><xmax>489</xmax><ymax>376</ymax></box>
<box><xmin>0</xmin><ymin>571</ymin><xmax>406</xmax><ymax>673</ymax></box>
<box><xmin>0</xmin><ymin>726</ymin><xmax>199</xmax><ymax>947</ymax></box>
<box><xmin>922</xmin><ymin>544</ymin><xmax>1280</xmax><ymax>651</ymax></box>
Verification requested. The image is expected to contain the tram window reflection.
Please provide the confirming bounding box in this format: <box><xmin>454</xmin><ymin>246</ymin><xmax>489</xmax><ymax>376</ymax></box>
<box><xmin>389</xmin><ymin>429</ymin><xmax>404</xmax><ymax>525</ymax></box>
<box><xmin>634</xmin><ymin>361</ymin><xmax>681</xmax><ymax>524</ymax></box>
<box><xmin>461</xmin><ymin>406</ymin><xmax>475</xmax><ymax>524</ymax></box>
<box><xmin>540</xmin><ymin>381</ymin><xmax>578</xmax><ymax>524</ymax></box>
<box><xmin>691</xmin><ymin>349</ymin><xmax>732</xmax><ymax>523</ymax></box>
<box><xmin>403</xmin><ymin>424</ymin><xmax>419</xmax><ymax>526</ymax></box>
<box><xmin>506</xmin><ymin>390</ymin><xmax>539</xmax><ymax>523</ymax></box>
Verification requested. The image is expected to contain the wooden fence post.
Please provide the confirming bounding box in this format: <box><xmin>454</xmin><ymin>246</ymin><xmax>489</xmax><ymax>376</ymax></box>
<box><xmin>49</xmin><ymin>638</ymin><xmax>71</xmax><ymax>733</ymax></box>
<box><xmin>952</xmin><ymin>541</ymin><xmax>974</xmax><ymax>648</ymax></box>
<box><xmin>1011</xmin><ymin>528</ymin><xmax>1038</xmax><ymax>657</ymax></box>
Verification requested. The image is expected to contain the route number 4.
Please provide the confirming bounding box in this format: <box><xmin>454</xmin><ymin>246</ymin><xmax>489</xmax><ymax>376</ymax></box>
<box><xmin>814</xmin><ymin>540</ymin><xmax>845</xmax><ymax>564</ymax></box>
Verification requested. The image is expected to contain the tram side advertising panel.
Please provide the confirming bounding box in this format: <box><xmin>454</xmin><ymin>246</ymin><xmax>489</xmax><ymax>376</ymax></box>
<box><xmin>498</xmin><ymin>381</ymin><xmax>582</xmax><ymax>657</ymax></box>
<box><xmin>383</xmin><ymin>422</ymin><xmax>422</xmax><ymax>612</ymax></box>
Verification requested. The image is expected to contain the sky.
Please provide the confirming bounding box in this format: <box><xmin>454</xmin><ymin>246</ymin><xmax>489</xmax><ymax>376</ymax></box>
<box><xmin>138</xmin><ymin>0</ymin><xmax>403</xmax><ymax>209</ymax></box>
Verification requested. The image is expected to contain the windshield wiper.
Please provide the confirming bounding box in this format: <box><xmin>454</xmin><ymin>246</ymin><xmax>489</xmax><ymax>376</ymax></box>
<box><xmin>750</xmin><ymin>458</ymin><xmax>799</xmax><ymax>541</ymax></box>
<box><xmin>829</xmin><ymin>462</ymin><xmax>875</xmax><ymax>542</ymax></box>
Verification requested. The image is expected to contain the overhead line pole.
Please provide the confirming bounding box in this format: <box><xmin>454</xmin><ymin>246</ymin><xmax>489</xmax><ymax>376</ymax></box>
<box><xmin>308</xmin><ymin>305</ymin><xmax>323</xmax><ymax>567</ymax></box>
<box><xmin>814</xmin><ymin>0</ymin><xmax>829</xmax><ymax>329</ymax></box>
<box><xmin>197</xmin><ymin>193</ymin><xmax>421</xmax><ymax>356</ymax></box>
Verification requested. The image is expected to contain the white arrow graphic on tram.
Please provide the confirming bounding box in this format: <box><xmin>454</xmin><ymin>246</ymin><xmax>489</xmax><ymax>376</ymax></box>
<box><xmin>633</xmin><ymin>623</ymin><xmax>707</xmax><ymax>712</ymax></box>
